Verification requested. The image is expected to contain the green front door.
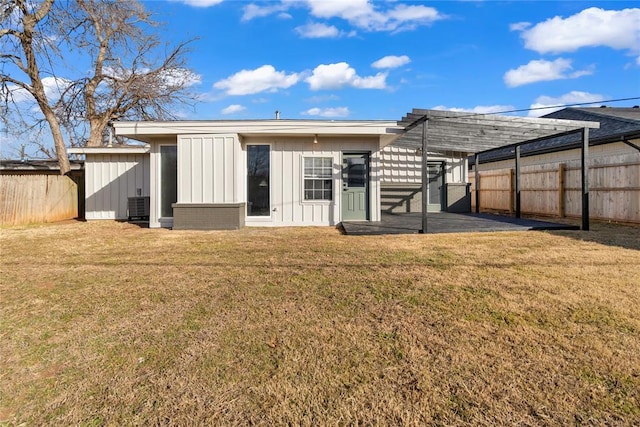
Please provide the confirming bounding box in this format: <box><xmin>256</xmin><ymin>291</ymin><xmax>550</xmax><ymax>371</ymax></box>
<box><xmin>342</xmin><ymin>153</ymin><xmax>369</xmax><ymax>221</ymax></box>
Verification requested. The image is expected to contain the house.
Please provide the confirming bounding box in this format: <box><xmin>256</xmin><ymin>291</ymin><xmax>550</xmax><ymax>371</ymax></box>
<box><xmin>469</xmin><ymin>107</ymin><xmax>640</xmax><ymax>223</ymax></box>
<box><xmin>70</xmin><ymin>120</ymin><xmax>412</xmax><ymax>229</ymax></box>
<box><xmin>70</xmin><ymin>110</ymin><xmax>606</xmax><ymax>230</ymax></box>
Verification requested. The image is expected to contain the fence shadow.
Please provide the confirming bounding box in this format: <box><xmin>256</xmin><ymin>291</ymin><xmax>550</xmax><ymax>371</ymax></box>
<box><xmin>549</xmin><ymin>221</ymin><xmax>640</xmax><ymax>251</ymax></box>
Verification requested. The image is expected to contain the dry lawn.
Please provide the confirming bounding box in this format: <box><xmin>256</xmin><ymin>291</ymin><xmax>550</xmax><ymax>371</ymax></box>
<box><xmin>0</xmin><ymin>220</ymin><xmax>639</xmax><ymax>425</ymax></box>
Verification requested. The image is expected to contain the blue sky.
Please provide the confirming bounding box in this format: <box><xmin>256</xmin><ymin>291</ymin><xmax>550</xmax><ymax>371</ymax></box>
<box><xmin>139</xmin><ymin>0</ymin><xmax>640</xmax><ymax>120</ymax></box>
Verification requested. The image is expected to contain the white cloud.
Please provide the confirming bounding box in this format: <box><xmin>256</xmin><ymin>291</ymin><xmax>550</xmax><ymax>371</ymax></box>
<box><xmin>302</xmin><ymin>107</ymin><xmax>350</xmax><ymax>118</ymax></box>
<box><xmin>103</xmin><ymin>66</ymin><xmax>202</xmax><ymax>93</ymax></box>
<box><xmin>386</xmin><ymin>4</ymin><xmax>441</xmax><ymax>26</ymax></box>
<box><xmin>221</xmin><ymin>104</ymin><xmax>246</xmax><ymax>115</ymax></box>
<box><xmin>306</xmin><ymin>0</ymin><xmax>445</xmax><ymax>32</ymax></box>
<box><xmin>3</xmin><ymin>76</ymin><xmax>72</xmax><ymax>103</ymax></box>
<box><xmin>172</xmin><ymin>0</ymin><xmax>224</xmax><ymax>7</ymax></box>
<box><xmin>305</xmin><ymin>62</ymin><xmax>387</xmax><ymax>90</ymax></box>
<box><xmin>503</xmin><ymin>58</ymin><xmax>592</xmax><ymax>87</ymax></box>
<box><xmin>214</xmin><ymin>65</ymin><xmax>300</xmax><ymax>95</ymax></box>
<box><xmin>528</xmin><ymin>91</ymin><xmax>606</xmax><ymax>117</ymax></box>
<box><xmin>371</xmin><ymin>55</ymin><xmax>411</xmax><ymax>69</ymax></box>
<box><xmin>515</xmin><ymin>7</ymin><xmax>640</xmax><ymax>54</ymax></box>
<box><xmin>159</xmin><ymin>68</ymin><xmax>202</xmax><ymax>88</ymax></box>
<box><xmin>352</xmin><ymin>73</ymin><xmax>387</xmax><ymax>89</ymax></box>
<box><xmin>242</xmin><ymin>3</ymin><xmax>290</xmax><ymax>22</ymax></box>
<box><xmin>40</xmin><ymin>77</ymin><xmax>73</xmax><ymax>100</ymax></box>
<box><xmin>509</xmin><ymin>22</ymin><xmax>531</xmax><ymax>32</ymax></box>
<box><xmin>305</xmin><ymin>94</ymin><xmax>340</xmax><ymax>103</ymax></box>
<box><xmin>242</xmin><ymin>0</ymin><xmax>445</xmax><ymax>32</ymax></box>
<box><xmin>304</xmin><ymin>0</ymin><xmax>367</xmax><ymax>18</ymax></box>
<box><xmin>295</xmin><ymin>22</ymin><xmax>342</xmax><ymax>38</ymax></box>
<box><xmin>432</xmin><ymin>105</ymin><xmax>515</xmax><ymax>115</ymax></box>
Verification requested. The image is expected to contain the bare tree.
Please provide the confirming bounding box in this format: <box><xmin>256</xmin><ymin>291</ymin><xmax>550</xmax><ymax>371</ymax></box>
<box><xmin>1</xmin><ymin>0</ymin><xmax>198</xmax><ymax>174</ymax></box>
<box><xmin>1</xmin><ymin>0</ymin><xmax>70</xmax><ymax>172</ymax></box>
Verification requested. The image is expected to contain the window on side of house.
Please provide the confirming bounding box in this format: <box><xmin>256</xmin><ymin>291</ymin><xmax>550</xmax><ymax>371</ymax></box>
<box><xmin>303</xmin><ymin>157</ymin><xmax>333</xmax><ymax>201</ymax></box>
<box><xmin>160</xmin><ymin>145</ymin><xmax>177</xmax><ymax>218</ymax></box>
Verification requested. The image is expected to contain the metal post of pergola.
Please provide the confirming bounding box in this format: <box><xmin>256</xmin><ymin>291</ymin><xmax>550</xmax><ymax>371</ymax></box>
<box><xmin>581</xmin><ymin>127</ymin><xmax>590</xmax><ymax>231</ymax></box>
<box><xmin>515</xmin><ymin>145</ymin><xmax>521</xmax><ymax>218</ymax></box>
<box><xmin>394</xmin><ymin>108</ymin><xmax>600</xmax><ymax>233</ymax></box>
<box><xmin>420</xmin><ymin>117</ymin><xmax>428</xmax><ymax>233</ymax></box>
<box><xmin>474</xmin><ymin>154</ymin><xmax>480</xmax><ymax>214</ymax></box>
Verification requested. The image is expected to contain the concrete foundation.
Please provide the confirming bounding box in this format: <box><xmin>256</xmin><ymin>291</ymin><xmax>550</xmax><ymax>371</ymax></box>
<box><xmin>172</xmin><ymin>203</ymin><xmax>246</xmax><ymax>230</ymax></box>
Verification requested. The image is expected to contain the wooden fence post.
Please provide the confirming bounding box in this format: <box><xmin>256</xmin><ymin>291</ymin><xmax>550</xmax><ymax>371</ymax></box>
<box><xmin>475</xmin><ymin>154</ymin><xmax>480</xmax><ymax>213</ymax></box>
<box><xmin>508</xmin><ymin>168</ymin><xmax>514</xmax><ymax>213</ymax></box>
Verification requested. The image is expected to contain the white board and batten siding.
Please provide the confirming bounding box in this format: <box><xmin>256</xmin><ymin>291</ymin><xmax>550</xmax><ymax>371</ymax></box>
<box><xmin>177</xmin><ymin>134</ymin><xmax>241</xmax><ymax>204</ymax></box>
<box><xmin>85</xmin><ymin>153</ymin><xmax>150</xmax><ymax>220</ymax></box>
<box><xmin>242</xmin><ymin>136</ymin><xmax>382</xmax><ymax>226</ymax></box>
<box><xmin>380</xmin><ymin>145</ymin><xmax>468</xmax><ymax>184</ymax></box>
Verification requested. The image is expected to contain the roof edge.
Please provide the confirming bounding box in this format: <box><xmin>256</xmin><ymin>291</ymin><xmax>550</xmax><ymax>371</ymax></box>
<box><xmin>473</xmin><ymin>129</ymin><xmax>640</xmax><ymax>163</ymax></box>
<box><xmin>112</xmin><ymin>120</ymin><xmax>402</xmax><ymax>139</ymax></box>
<box><xmin>68</xmin><ymin>146</ymin><xmax>150</xmax><ymax>154</ymax></box>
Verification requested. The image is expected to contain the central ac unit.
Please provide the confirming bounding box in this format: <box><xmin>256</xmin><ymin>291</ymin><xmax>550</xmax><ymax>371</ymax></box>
<box><xmin>128</xmin><ymin>196</ymin><xmax>150</xmax><ymax>220</ymax></box>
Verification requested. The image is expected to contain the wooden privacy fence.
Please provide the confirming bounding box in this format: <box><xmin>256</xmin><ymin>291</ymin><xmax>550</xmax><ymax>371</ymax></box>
<box><xmin>0</xmin><ymin>174</ymin><xmax>78</xmax><ymax>225</ymax></box>
<box><xmin>470</xmin><ymin>160</ymin><xmax>640</xmax><ymax>224</ymax></box>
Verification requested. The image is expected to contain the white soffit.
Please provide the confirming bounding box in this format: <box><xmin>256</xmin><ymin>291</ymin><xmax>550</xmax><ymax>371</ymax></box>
<box><xmin>113</xmin><ymin>120</ymin><xmax>403</xmax><ymax>144</ymax></box>
<box><xmin>394</xmin><ymin>108</ymin><xmax>600</xmax><ymax>154</ymax></box>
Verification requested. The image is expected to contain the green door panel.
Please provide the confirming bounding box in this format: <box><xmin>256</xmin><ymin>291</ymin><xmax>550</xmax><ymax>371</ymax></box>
<box><xmin>342</xmin><ymin>153</ymin><xmax>369</xmax><ymax>221</ymax></box>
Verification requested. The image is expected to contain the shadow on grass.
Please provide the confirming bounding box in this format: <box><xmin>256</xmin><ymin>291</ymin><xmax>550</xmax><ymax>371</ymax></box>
<box><xmin>115</xmin><ymin>219</ymin><xmax>149</xmax><ymax>228</ymax></box>
<box><xmin>549</xmin><ymin>222</ymin><xmax>640</xmax><ymax>251</ymax></box>
<box><xmin>492</xmin><ymin>213</ymin><xmax>640</xmax><ymax>251</ymax></box>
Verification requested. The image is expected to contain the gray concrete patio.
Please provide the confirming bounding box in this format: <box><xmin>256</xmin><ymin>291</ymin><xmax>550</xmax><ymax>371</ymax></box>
<box><xmin>340</xmin><ymin>212</ymin><xmax>580</xmax><ymax>235</ymax></box>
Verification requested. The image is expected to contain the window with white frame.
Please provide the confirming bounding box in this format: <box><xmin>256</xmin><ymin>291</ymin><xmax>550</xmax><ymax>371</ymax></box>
<box><xmin>303</xmin><ymin>157</ymin><xmax>333</xmax><ymax>201</ymax></box>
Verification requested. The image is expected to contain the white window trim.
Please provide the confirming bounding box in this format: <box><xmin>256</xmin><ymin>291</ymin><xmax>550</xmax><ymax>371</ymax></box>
<box><xmin>301</xmin><ymin>155</ymin><xmax>334</xmax><ymax>204</ymax></box>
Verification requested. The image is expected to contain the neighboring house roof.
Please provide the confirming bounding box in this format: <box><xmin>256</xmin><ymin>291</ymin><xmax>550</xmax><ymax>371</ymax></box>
<box><xmin>111</xmin><ymin>119</ymin><xmax>403</xmax><ymax>145</ymax></box>
<box><xmin>582</xmin><ymin>107</ymin><xmax>640</xmax><ymax>121</ymax></box>
<box><xmin>0</xmin><ymin>159</ymin><xmax>84</xmax><ymax>172</ymax></box>
<box><xmin>392</xmin><ymin>108</ymin><xmax>600</xmax><ymax>154</ymax></box>
<box><xmin>472</xmin><ymin>107</ymin><xmax>640</xmax><ymax>164</ymax></box>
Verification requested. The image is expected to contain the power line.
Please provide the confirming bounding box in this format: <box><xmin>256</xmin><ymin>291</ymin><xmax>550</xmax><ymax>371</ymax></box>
<box><xmin>109</xmin><ymin>96</ymin><xmax>640</xmax><ymax>135</ymax></box>
<box><xmin>433</xmin><ymin>96</ymin><xmax>640</xmax><ymax>121</ymax></box>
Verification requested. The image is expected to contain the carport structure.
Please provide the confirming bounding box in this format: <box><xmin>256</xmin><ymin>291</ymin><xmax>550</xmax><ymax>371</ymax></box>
<box><xmin>393</xmin><ymin>108</ymin><xmax>601</xmax><ymax>232</ymax></box>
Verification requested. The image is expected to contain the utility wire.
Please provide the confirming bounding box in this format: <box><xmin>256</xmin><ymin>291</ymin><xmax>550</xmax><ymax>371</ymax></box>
<box><xmin>110</xmin><ymin>96</ymin><xmax>640</xmax><ymax>135</ymax></box>
<box><xmin>420</xmin><ymin>96</ymin><xmax>640</xmax><ymax>121</ymax></box>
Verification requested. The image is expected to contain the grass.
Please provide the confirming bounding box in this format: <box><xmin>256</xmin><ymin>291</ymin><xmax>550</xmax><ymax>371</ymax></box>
<box><xmin>1</xmin><ymin>220</ymin><xmax>639</xmax><ymax>425</ymax></box>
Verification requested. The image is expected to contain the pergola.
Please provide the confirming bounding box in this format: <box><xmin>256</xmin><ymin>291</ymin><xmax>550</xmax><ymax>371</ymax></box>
<box><xmin>394</xmin><ymin>108</ymin><xmax>601</xmax><ymax>231</ymax></box>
